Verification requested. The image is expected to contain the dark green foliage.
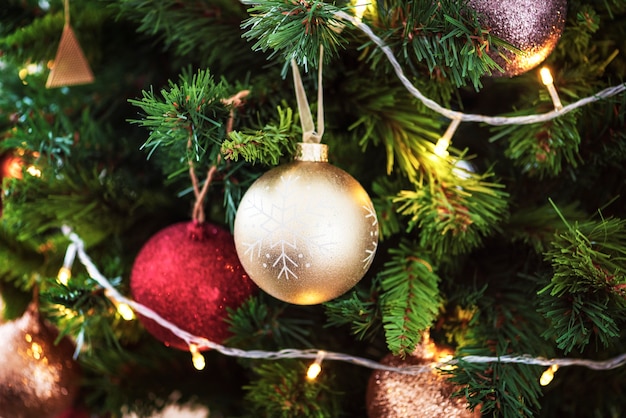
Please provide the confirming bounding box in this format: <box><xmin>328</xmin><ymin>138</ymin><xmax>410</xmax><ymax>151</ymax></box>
<box><xmin>539</xmin><ymin>211</ymin><xmax>626</xmax><ymax>353</ymax></box>
<box><xmin>371</xmin><ymin>0</ymin><xmax>516</xmax><ymax>88</ymax></box>
<box><xmin>226</xmin><ymin>295</ymin><xmax>313</xmax><ymax>350</ymax></box>
<box><xmin>323</xmin><ymin>278</ymin><xmax>382</xmax><ymax>342</ymax></box>
<box><xmin>378</xmin><ymin>242</ymin><xmax>442</xmax><ymax>356</ymax></box>
<box><xmin>222</xmin><ymin>106</ymin><xmax>299</xmax><ymax>166</ymax></box>
<box><xmin>395</xmin><ymin>162</ymin><xmax>509</xmax><ymax>257</ymax></box>
<box><xmin>242</xmin><ymin>0</ymin><xmax>350</xmax><ymax>70</ymax></box>
<box><xmin>2</xmin><ymin>0</ymin><xmax>626</xmax><ymax>417</ymax></box>
<box><xmin>243</xmin><ymin>360</ymin><xmax>341</xmax><ymax>418</ymax></box>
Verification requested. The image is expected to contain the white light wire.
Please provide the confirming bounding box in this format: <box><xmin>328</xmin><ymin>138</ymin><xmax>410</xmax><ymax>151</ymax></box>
<box><xmin>333</xmin><ymin>10</ymin><xmax>626</xmax><ymax>126</ymax></box>
<box><xmin>61</xmin><ymin>227</ymin><xmax>626</xmax><ymax>375</ymax></box>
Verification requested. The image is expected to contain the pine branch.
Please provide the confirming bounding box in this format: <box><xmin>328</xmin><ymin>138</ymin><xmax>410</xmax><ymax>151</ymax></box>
<box><xmin>395</xmin><ymin>162</ymin><xmax>509</xmax><ymax>257</ymax></box>
<box><xmin>539</xmin><ymin>210</ymin><xmax>626</xmax><ymax>353</ymax></box>
<box><xmin>503</xmin><ymin>202</ymin><xmax>588</xmax><ymax>253</ymax></box>
<box><xmin>323</xmin><ymin>278</ymin><xmax>382</xmax><ymax>342</ymax></box>
<box><xmin>378</xmin><ymin>241</ymin><xmax>442</xmax><ymax>356</ymax></box>
<box><xmin>347</xmin><ymin>81</ymin><xmax>442</xmax><ymax>182</ymax></box>
<box><xmin>369</xmin><ymin>0</ymin><xmax>517</xmax><ymax>88</ymax></box>
<box><xmin>489</xmin><ymin>108</ymin><xmax>582</xmax><ymax>179</ymax></box>
<box><xmin>225</xmin><ymin>295</ymin><xmax>313</xmax><ymax>350</ymax></box>
<box><xmin>110</xmin><ymin>0</ymin><xmax>256</xmax><ymax>75</ymax></box>
<box><xmin>241</xmin><ymin>0</ymin><xmax>350</xmax><ymax>70</ymax></box>
<box><xmin>0</xmin><ymin>220</ymin><xmax>44</xmax><ymax>289</ymax></box>
<box><xmin>128</xmin><ymin>68</ymin><xmax>231</xmax><ymax>163</ymax></box>
<box><xmin>447</xmin><ymin>276</ymin><xmax>550</xmax><ymax>418</ymax></box>
<box><xmin>221</xmin><ymin>106</ymin><xmax>298</xmax><ymax>166</ymax></box>
<box><xmin>244</xmin><ymin>360</ymin><xmax>341</xmax><ymax>418</ymax></box>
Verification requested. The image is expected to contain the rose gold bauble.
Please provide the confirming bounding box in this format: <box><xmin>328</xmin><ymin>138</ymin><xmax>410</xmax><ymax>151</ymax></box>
<box><xmin>0</xmin><ymin>303</ymin><xmax>81</xmax><ymax>418</ymax></box>
<box><xmin>234</xmin><ymin>143</ymin><xmax>379</xmax><ymax>305</ymax></box>
<box><xmin>366</xmin><ymin>341</ymin><xmax>479</xmax><ymax>418</ymax></box>
<box><xmin>468</xmin><ymin>0</ymin><xmax>567</xmax><ymax>77</ymax></box>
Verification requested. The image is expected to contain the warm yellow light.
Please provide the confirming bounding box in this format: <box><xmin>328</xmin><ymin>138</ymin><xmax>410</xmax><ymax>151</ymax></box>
<box><xmin>540</xmin><ymin>67</ymin><xmax>553</xmax><ymax>86</ymax></box>
<box><xmin>433</xmin><ymin>118</ymin><xmax>461</xmax><ymax>159</ymax></box>
<box><xmin>540</xmin><ymin>67</ymin><xmax>563</xmax><ymax>111</ymax></box>
<box><xmin>433</xmin><ymin>138</ymin><xmax>450</xmax><ymax>158</ymax></box>
<box><xmin>31</xmin><ymin>342</ymin><xmax>43</xmax><ymax>360</ymax></box>
<box><xmin>116</xmin><ymin>302</ymin><xmax>135</xmax><ymax>321</ymax></box>
<box><xmin>307</xmin><ymin>363</ymin><xmax>322</xmax><ymax>380</ymax></box>
<box><xmin>26</xmin><ymin>165</ymin><xmax>42</xmax><ymax>177</ymax></box>
<box><xmin>307</xmin><ymin>351</ymin><xmax>326</xmax><ymax>380</ymax></box>
<box><xmin>353</xmin><ymin>0</ymin><xmax>370</xmax><ymax>22</ymax></box>
<box><xmin>540</xmin><ymin>364</ymin><xmax>559</xmax><ymax>386</ymax></box>
<box><xmin>189</xmin><ymin>344</ymin><xmax>206</xmax><ymax>370</ymax></box>
<box><xmin>57</xmin><ymin>266</ymin><xmax>71</xmax><ymax>285</ymax></box>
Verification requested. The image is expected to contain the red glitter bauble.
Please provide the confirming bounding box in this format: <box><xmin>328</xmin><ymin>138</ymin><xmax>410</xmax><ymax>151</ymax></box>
<box><xmin>130</xmin><ymin>221</ymin><xmax>256</xmax><ymax>350</ymax></box>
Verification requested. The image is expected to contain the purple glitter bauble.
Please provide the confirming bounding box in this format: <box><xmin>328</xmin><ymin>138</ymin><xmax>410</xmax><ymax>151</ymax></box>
<box><xmin>130</xmin><ymin>222</ymin><xmax>256</xmax><ymax>350</ymax></box>
<box><xmin>468</xmin><ymin>0</ymin><xmax>567</xmax><ymax>77</ymax></box>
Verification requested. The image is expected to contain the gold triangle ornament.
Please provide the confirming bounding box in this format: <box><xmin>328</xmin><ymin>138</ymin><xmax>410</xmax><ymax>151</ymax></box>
<box><xmin>46</xmin><ymin>1</ymin><xmax>94</xmax><ymax>88</ymax></box>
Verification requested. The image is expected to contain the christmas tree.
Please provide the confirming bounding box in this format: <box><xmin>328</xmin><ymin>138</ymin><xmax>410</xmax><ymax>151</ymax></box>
<box><xmin>1</xmin><ymin>0</ymin><xmax>626</xmax><ymax>417</ymax></box>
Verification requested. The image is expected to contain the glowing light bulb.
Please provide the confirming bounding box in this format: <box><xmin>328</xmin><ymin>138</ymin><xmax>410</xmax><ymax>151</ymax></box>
<box><xmin>57</xmin><ymin>266</ymin><xmax>72</xmax><ymax>285</ymax></box>
<box><xmin>353</xmin><ymin>0</ymin><xmax>370</xmax><ymax>22</ymax></box>
<box><xmin>115</xmin><ymin>302</ymin><xmax>135</xmax><ymax>321</ymax></box>
<box><xmin>540</xmin><ymin>67</ymin><xmax>563</xmax><ymax>111</ymax></box>
<box><xmin>189</xmin><ymin>344</ymin><xmax>206</xmax><ymax>370</ymax></box>
<box><xmin>433</xmin><ymin>118</ymin><xmax>461</xmax><ymax>159</ymax></box>
<box><xmin>306</xmin><ymin>351</ymin><xmax>326</xmax><ymax>380</ymax></box>
<box><xmin>540</xmin><ymin>67</ymin><xmax>553</xmax><ymax>85</ymax></box>
<box><xmin>540</xmin><ymin>364</ymin><xmax>559</xmax><ymax>386</ymax></box>
<box><xmin>433</xmin><ymin>138</ymin><xmax>450</xmax><ymax>158</ymax></box>
<box><xmin>26</xmin><ymin>165</ymin><xmax>42</xmax><ymax>177</ymax></box>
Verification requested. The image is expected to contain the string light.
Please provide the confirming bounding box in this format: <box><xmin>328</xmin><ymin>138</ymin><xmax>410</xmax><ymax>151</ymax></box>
<box><xmin>333</xmin><ymin>10</ymin><xmax>626</xmax><ymax>126</ymax></box>
<box><xmin>540</xmin><ymin>364</ymin><xmax>559</xmax><ymax>386</ymax></box>
<box><xmin>540</xmin><ymin>67</ymin><xmax>563</xmax><ymax>111</ymax></box>
<box><xmin>306</xmin><ymin>351</ymin><xmax>326</xmax><ymax>380</ymax></box>
<box><xmin>59</xmin><ymin>227</ymin><xmax>626</xmax><ymax>378</ymax></box>
<box><xmin>57</xmin><ymin>241</ymin><xmax>77</xmax><ymax>285</ymax></box>
<box><xmin>105</xmin><ymin>290</ymin><xmax>135</xmax><ymax>321</ymax></box>
<box><xmin>433</xmin><ymin>118</ymin><xmax>461</xmax><ymax>158</ymax></box>
<box><xmin>189</xmin><ymin>344</ymin><xmax>206</xmax><ymax>370</ymax></box>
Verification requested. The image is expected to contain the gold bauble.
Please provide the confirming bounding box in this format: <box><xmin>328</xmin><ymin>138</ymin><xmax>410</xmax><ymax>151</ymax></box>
<box><xmin>366</xmin><ymin>340</ymin><xmax>479</xmax><ymax>418</ymax></box>
<box><xmin>234</xmin><ymin>143</ymin><xmax>379</xmax><ymax>305</ymax></box>
<box><xmin>0</xmin><ymin>303</ymin><xmax>81</xmax><ymax>418</ymax></box>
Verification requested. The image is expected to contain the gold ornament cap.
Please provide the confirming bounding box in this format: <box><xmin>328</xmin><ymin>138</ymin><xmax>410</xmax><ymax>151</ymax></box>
<box><xmin>295</xmin><ymin>142</ymin><xmax>328</xmax><ymax>162</ymax></box>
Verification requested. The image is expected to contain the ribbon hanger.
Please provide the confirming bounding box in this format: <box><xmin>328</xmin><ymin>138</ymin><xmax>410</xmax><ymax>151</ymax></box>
<box><xmin>291</xmin><ymin>46</ymin><xmax>325</xmax><ymax>144</ymax></box>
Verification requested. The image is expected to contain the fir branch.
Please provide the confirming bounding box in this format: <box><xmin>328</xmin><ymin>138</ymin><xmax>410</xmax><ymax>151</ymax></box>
<box><xmin>128</xmin><ymin>68</ymin><xmax>231</xmax><ymax>164</ymax></box>
<box><xmin>0</xmin><ymin>219</ymin><xmax>44</xmax><ymax>289</ymax></box>
<box><xmin>370</xmin><ymin>176</ymin><xmax>406</xmax><ymax>240</ymax></box>
<box><xmin>539</xmin><ymin>210</ymin><xmax>626</xmax><ymax>353</ymax></box>
<box><xmin>225</xmin><ymin>295</ymin><xmax>313</xmax><ymax>350</ymax></box>
<box><xmin>490</xmin><ymin>108</ymin><xmax>582</xmax><ymax>179</ymax></box>
<box><xmin>447</xmin><ymin>277</ymin><xmax>550</xmax><ymax>418</ymax></box>
<box><xmin>378</xmin><ymin>242</ymin><xmax>442</xmax><ymax>356</ymax></box>
<box><xmin>241</xmin><ymin>0</ymin><xmax>350</xmax><ymax>69</ymax></box>
<box><xmin>221</xmin><ymin>106</ymin><xmax>298</xmax><ymax>165</ymax></box>
<box><xmin>323</xmin><ymin>279</ymin><xmax>382</xmax><ymax>342</ymax></box>
<box><xmin>503</xmin><ymin>202</ymin><xmax>588</xmax><ymax>253</ymax></box>
<box><xmin>244</xmin><ymin>360</ymin><xmax>341</xmax><ymax>418</ymax></box>
<box><xmin>347</xmin><ymin>81</ymin><xmax>442</xmax><ymax>182</ymax></box>
<box><xmin>110</xmin><ymin>0</ymin><xmax>255</xmax><ymax>75</ymax></box>
<box><xmin>395</xmin><ymin>163</ymin><xmax>509</xmax><ymax>257</ymax></box>
<box><xmin>369</xmin><ymin>0</ymin><xmax>515</xmax><ymax>88</ymax></box>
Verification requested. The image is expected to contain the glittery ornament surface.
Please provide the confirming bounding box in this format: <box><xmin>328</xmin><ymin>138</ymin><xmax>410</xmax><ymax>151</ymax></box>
<box><xmin>130</xmin><ymin>222</ymin><xmax>256</xmax><ymax>350</ymax></box>
<box><xmin>233</xmin><ymin>156</ymin><xmax>379</xmax><ymax>305</ymax></box>
<box><xmin>366</xmin><ymin>353</ymin><xmax>479</xmax><ymax>418</ymax></box>
<box><xmin>0</xmin><ymin>304</ymin><xmax>81</xmax><ymax>418</ymax></box>
<box><xmin>468</xmin><ymin>0</ymin><xmax>567</xmax><ymax>77</ymax></box>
